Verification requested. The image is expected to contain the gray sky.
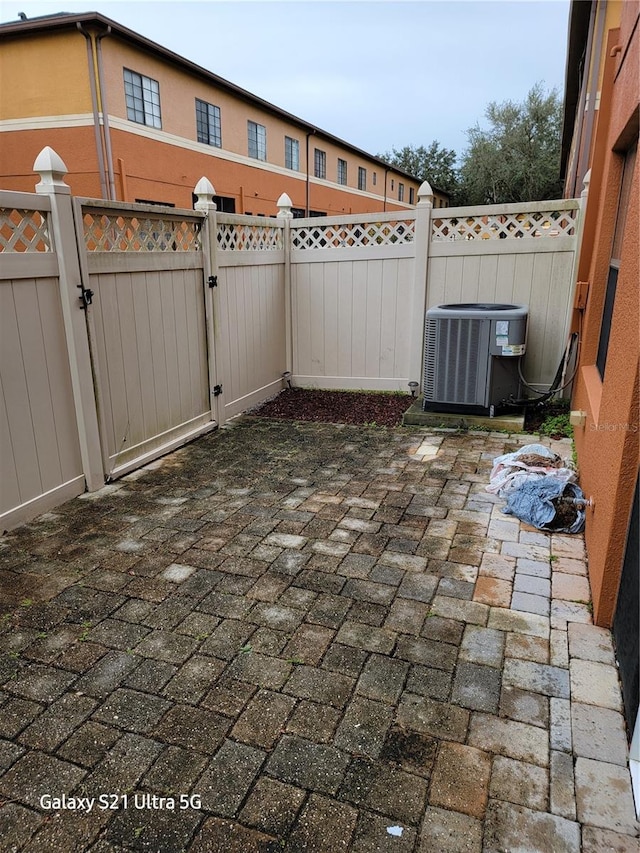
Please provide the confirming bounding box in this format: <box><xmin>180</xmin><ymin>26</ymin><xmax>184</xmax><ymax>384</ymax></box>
<box><xmin>11</xmin><ymin>0</ymin><xmax>571</xmax><ymax>161</ymax></box>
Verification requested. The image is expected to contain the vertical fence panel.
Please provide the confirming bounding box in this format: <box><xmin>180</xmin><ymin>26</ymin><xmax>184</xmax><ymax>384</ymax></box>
<box><xmin>337</xmin><ymin>262</ymin><xmax>353</xmax><ymax>377</ymax></box>
<box><xmin>322</xmin><ymin>263</ymin><xmax>339</xmax><ymax>377</ymax></box>
<box><xmin>495</xmin><ymin>254</ymin><xmax>519</xmax><ymax>304</ymax></box>
<box><xmin>350</xmin><ymin>261</ymin><xmax>368</xmax><ymax>378</ymax></box>
<box><xmin>290</xmin><ymin>212</ymin><xmax>417</xmax><ymax>391</ymax></box>
<box><xmin>12</xmin><ymin>279</ymin><xmax>66</xmax><ymax>491</ymax></box>
<box><xmin>1</xmin><ymin>280</ymin><xmax>45</xmax><ymax>500</ymax></box>
<box><xmin>364</xmin><ymin>260</ymin><xmax>383</xmax><ymax>377</ymax></box>
<box><xmin>379</xmin><ymin>259</ymin><xmax>402</xmax><ymax>377</ymax></box>
<box><xmin>131</xmin><ymin>272</ymin><xmax>157</xmax><ymax>440</ymax></box>
<box><xmin>215</xmin><ymin>213</ymin><xmax>287</xmax><ymax>420</ymax></box>
<box><xmin>0</xmin><ymin>191</ymin><xmax>86</xmax><ymax>530</ymax></box>
<box><xmin>0</xmin><ymin>376</ymin><xmax>21</xmax><ymax>513</ymax></box>
<box><xmin>479</xmin><ymin>254</ymin><xmax>499</xmax><ymax>303</ymax></box>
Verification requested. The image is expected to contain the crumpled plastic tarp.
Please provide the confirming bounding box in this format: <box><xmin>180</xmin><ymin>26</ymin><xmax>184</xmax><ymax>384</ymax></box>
<box><xmin>486</xmin><ymin>443</ymin><xmax>576</xmax><ymax>497</ymax></box>
<box><xmin>487</xmin><ymin>443</ymin><xmax>585</xmax><ymax>533</ymax></box>
<box><xmin>502</xmin><ymin>477</ymin><xmax>586</xmax><ymax>533</ymax></box>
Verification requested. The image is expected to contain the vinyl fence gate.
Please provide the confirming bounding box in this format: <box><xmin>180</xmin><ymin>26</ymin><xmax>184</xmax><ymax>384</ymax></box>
<box><xmin>75</xmin><ymin>198</ymin><xmax>216</xmax><ymax>481</ymax></box>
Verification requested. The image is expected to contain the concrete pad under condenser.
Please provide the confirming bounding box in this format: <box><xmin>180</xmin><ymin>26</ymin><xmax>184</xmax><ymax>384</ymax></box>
<box><xmin>402</xmin><ymin>398</ymin><xmax>525</xmax><ymax>432</ymax></box>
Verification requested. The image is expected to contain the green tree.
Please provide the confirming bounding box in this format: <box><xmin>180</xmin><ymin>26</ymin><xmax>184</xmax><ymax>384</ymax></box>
<box><xmin>377</xmin><ymin>141</ymin><xmax>459</xmax><ymax>198</ymax></box>
<box><xmin>458</xmin><ymin>83</ymin><xmax>563</xmax><ymax>204</ymax></box>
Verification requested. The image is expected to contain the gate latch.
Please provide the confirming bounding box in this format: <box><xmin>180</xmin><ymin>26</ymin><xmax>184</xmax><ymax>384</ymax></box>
<box><xmin>77</xmin><ymin>284</ymin><xmax>94</xmax><ymax>309</ymax></box>
<box><xmin>208</xmin><ymin>275</ymin><xmax>218</xmax><ymax>288</ymax></box>
<box><xmin>213</xmin><ymin>385</ymin><xmax>223</xmax><ymax>396</ymax></box>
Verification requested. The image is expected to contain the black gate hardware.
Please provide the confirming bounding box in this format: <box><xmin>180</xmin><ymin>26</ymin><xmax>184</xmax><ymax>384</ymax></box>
<box><xmin>213</xmin><ymin>385</ymin><xmax>223</xmax><ymax>396</ymax></box>
<box><xmin>208</xmin><ymin>276</ymin><xmax>218</xmax><ymax>288</ymax></box>
<box><xmin>77</xmin><ymin>283</ymin><xmax>94</xmax><ymax>309</ymax></box>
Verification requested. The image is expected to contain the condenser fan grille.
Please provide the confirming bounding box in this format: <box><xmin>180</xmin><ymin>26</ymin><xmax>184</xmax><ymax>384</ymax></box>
<box><xmin>423</xmin><ymin>318</ymin><xmax>482</xmax><ymax>405</ymax></box>
<box><xmin>439</xmin><ymin>318</ymin><xmax>482</xmax><ymax>403</ymax></box>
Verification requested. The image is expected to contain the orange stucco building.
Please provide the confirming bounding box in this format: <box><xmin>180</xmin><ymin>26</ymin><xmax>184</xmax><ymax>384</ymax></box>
<box><xmin>562</xmin><ymin>0</ymin><xmax>638</xmax><ymax>740</ymax></box>
<box><xmin>0</xmin><ymin>12</ymin><xmax>445</xmax><ymax>215</ymax></box>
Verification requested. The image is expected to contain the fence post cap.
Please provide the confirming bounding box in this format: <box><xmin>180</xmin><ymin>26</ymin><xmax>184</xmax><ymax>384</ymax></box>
<box><xmin>581</xmin><ymin>169</ymin><xmax>591</xmax><ymax>198</ymax></box>
<box><xmin>417</xmin><ymin>180</ymin><xmax>433</xmax><ymax>207</ymax></box>
<box><xmin>277</xmin><ymin>192</ymin><xmax>293</xmax><ymax>218</ymax></box>
<box><xmin>194</xmin><ymin>176</ymin><xmax>217</xmax><ymax>210</ymax></box>
<box><xmin>34</xmin><ymin>146</ymin><xmax>70</xmax><ymax>193</ymax></box>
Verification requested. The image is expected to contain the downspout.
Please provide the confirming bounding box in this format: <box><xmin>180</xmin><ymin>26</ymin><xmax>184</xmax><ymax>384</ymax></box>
<box><xmin>77</xmin><ymin>23</ymin><xmax>108</xmax><ymax>199</ymax></box>
<box><xmin>95</xmin><ymin>27</ymin><xmax>117</xmax><ymax>200</ymax></box>
<box><xmin>576</xmin><ymin>1</ymin><xmax>606</xmax><ymax>191</ymax></box>
<box><xmin>570</xmin><ymin>1</ymin><xmax>597</xmax><ymax>196</ymax></box>
<box><xmin>305</xmin><ymin>130</ymin><xmax>315</xmax><ymax>216</ymax></box>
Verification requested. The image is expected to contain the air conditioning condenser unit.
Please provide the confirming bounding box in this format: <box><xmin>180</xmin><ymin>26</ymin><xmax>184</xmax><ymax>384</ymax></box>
<box><xmin>422</xmin><ymin>303</ymin><xmax>528</xmax><ymax>416</ymax></box>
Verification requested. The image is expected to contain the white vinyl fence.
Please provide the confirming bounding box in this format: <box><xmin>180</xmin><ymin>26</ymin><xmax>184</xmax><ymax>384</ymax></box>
<box><xmin>0</xmin><ymin>148</ymin><xmax>586</xmax><ymax>530</ymax></box>
<box><xmin>289</xmin><ymin>196</ymin><xmax>583</xmax><ymax>392</ymax></box>
<box><xmin>76</xmin><ymin>199</ymin><xmax>215</xmax><ymax>480</ymax></box>
<box><xmin>0</xmin><ymin>161</ymin><xmax>106</xmax><ymax>532</ymax></box>
<box><xmin>0</xmin><ymin>192</ymin><xmax>87</xmax><ymax>530</ymax></box>
<box><xmin>211</xmin><ymin>212</ymin><xmax>287</xmax><ymax>421</ymax></box>
<box><xmin>290</xmin><ymin>211</ymin><xmax>424</xmax><ymax>390</ymax></box>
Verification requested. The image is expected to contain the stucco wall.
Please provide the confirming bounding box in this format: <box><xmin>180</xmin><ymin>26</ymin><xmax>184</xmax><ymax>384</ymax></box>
<box><xmin>0</xmin><ymin>127</ymin><xmax>103</xmax><ymax>196</ymax></box>
<box><xmin>571</xmin><ymin>0</ymin><xmax>639</xmax><ymax>626</ymax></box>
<box><xmin>0</xmin><ymin>31</ymin><xmax>91</xmax><ymax>118</ymax></box>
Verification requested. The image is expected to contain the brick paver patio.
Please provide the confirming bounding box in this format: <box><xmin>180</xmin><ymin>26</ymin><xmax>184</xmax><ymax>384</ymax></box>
<box><xmin>1</xmin><ymin>418</ymin><xmax>637</xmax><ymax>852</ymax></box>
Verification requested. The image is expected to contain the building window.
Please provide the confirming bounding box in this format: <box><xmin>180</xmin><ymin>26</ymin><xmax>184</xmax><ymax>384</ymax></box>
<box><xmin>337</xmin><ymin>158</ymin><xmax>347</xmax><ymax>185</ymax></box>
<box><xmin>409</xmin><ymin>187</ymin><xmax>415</xmax><ymax>205</ymax></box>
<box><xmin>248</xmin><ymin>121</ymin><xmax>266</xmax><ymax>161</ymax></box>
<box><xmin>596</xmin><ymin>142</ymin><xmax>637</xmax><ymax>379</ymax></box>
<box><xmin>195</xmin><ymin>99</ymin><xmax>221</xmax><ymax>147</ymax></box>
<box><xmin>398</xmin><ymin>183</ymin><xmax>404</xmax><ymax>202</ymax></box>
<box><xmin>285</xmin><ymin>136</ymin><xmax>300</xmax><ymax>171</ymax></box>
<box><xmin>358</xmin><ymin>167</ymin><xmax>366</xmax><ymax>191</ymax></box>
<box><xmin>191</xmin><ymin>193</ymin><xmax>235</xmax><ymax>212</ymax></box>
<box><xmin>391</xmin><ymin>179</ymin><xmax>395</xmax><ymax>191</ymax></box>
<box><xmin>314</xmin><ymin>149</ymin><xmax>326</xmax><ymax>179</ymax></box>
<box><xmin>373</xmin><ymin>172</ymin><xmax>377</xmax><ymax>186</ymax></box>
<box><xmin>214</xmin><ymin>195</ymin><xmax>236</xmax><ymax>213</ymax></box>
<box><xmin>124</xmin><ymin>69</ymin><xmax>161</xmax><ymax>128</ymax></box>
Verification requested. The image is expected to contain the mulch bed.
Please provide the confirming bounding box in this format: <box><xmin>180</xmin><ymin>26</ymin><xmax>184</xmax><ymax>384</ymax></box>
<box><xmin>249</xmin><ymin>388</ymin><xmax>565</xmax><ymax>435</ymax></box>
<box><xmin>247</xmin><ymin>388</ymin><xmax>415</xmax><ymax>427</ymax></box>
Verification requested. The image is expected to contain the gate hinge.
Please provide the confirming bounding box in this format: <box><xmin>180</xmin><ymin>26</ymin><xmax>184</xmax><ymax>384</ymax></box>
<box><xmin>77</xmin><ymin>284</ymin><xmax>94</xmax><ymax>309</ymax></box>
<box><xmin>213</xmin><ymin>384</ymin><xmax>223</xmax><ymax>396</ymax></box>
<box><xmin>208</xmin><ymin>275</ymin><xmax>218</xmax><ymax>288</ymax></box>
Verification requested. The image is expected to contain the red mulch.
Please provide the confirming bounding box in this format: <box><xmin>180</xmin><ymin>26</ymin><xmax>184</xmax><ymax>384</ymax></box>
<box><xmin>248</xmin><ymin>389</ymin><xmax>415</xmax><ymax>427</ymax></box>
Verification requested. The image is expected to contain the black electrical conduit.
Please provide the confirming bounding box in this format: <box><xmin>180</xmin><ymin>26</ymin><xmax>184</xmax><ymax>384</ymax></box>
<box><xmin>505</xmin><ymin>327</ymin><xmax>581</xmax><ymax>408</ymax></box>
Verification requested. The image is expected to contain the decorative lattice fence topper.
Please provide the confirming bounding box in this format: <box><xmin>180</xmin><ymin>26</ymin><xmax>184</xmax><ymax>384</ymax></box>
<box><xmin>291</xmin><ymin>219</ymin><xmax>415</xmax><ymax>250</ymax></box>
<box><xmin>431</xmin><ymin>209</ymin><xmax>578</xmax><ymax>241</ymax></box>
<box><xmin>0</xmin><ymin>208</ymin><xmax>52</xmax><ymax>252</ymax></box>
<box><xmin>83</xmin><ymin>211</ymin><xmax>201</xmax><ymax>252</ymax></box>
<box><xmin>217</xmin><ymin>222</ymin><xmax>283</xmax><ymax>251</ymax></box>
